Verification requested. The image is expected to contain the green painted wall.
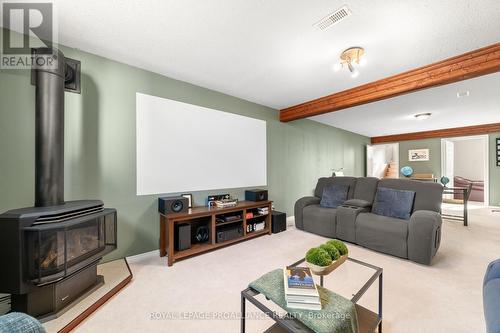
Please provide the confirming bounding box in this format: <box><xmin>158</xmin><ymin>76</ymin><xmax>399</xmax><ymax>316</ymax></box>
<box><xmin>0</xmin><ymin>35</ymin><xmax>368</xmax><ymax>259</ymax></box>
<box><xmin>398</xmin><ymin>138</ymin><xmax>442</xmax><ymax>177</ymax></box>
<box><xmin>398</xmin><ymin>134</ymin><xmax>500</xmax><ymax>206</ymax></box>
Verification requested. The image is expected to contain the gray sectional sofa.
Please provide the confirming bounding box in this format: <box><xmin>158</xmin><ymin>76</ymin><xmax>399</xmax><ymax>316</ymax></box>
<box><xmin>295</xmin><ymin>176</ymin><xmax>444</xmax><ymax>265</ymax></box>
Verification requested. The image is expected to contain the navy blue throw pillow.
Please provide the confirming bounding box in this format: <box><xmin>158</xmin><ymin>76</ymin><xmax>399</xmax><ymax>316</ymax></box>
<box><xmin>373</xmin><ymin>187</ymin><xmax>415</xmax><ymax>220</ymax></box>
<box><xmin>320</xmin><ymin>185</ymin><xmax>349</xmax><ymax>208</ymax></box>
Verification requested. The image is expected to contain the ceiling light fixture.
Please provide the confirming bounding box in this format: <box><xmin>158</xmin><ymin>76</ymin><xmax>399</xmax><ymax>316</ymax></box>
<box><xmin>333</xmin><ymin>47</ymin><xmax>365</xmax><ymax>78</ymax></box>
<box><xmin>414</xmin><ymin>112</ymin><xmax>432</xmax><ymax>120</ymax></box>
<box><xmin>457</xmin><ymin>91</ymin><xmax>470</xmax><ymax>98</ymax></box>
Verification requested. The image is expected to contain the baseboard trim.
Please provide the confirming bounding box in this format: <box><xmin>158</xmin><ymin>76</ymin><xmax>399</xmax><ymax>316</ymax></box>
<box><xmin>57</xmin><ymin>259</ymin><xmax>132</xmax><ymax>333</ymax></box>
<box><xmin>126</xmin><ymin>249</ymin><xmax>160</xmax><ymax>263</ymax></box>
<box><xmin>126</xmin><ymin>218</ymin><xmax>298</xmax><ymax>262</ymax></box>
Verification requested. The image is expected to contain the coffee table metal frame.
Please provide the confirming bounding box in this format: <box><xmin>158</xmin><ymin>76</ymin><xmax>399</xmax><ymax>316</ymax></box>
<box><xmin>442</xmin><ymin>186</ymin><xmax>470</xmax><ymax>226</ymax></box>
<box><xmin>241</xmin><ymin>257</ymin><xmax>383</xmax><ymax>333</ymax></box>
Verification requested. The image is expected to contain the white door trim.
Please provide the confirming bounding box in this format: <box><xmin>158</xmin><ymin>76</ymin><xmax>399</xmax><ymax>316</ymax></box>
<box><xmin>441</xmin><ymin>135</ymin><xmax>489</xmax><ymax>206</ymax></box>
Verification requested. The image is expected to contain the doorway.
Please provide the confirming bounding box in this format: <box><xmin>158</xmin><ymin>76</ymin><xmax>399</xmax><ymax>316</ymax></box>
<box><xmin>441</xmin><ymin>135</ymin><xmax>489</xmax><ymax>205</ymax></box>
<box><xmin>367</xmin><ymin>143</ymin><xmax>399</xmax><ymax>179</ymax></box>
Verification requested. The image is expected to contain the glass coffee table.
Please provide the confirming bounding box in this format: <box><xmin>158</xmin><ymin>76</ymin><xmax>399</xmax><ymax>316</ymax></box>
<box><xmin>241</xmin><ymin>257</ymin><xmax>383</xmax><ymax>333</ymax></box>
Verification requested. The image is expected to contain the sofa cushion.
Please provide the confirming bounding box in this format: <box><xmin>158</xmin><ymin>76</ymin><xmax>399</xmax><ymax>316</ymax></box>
<box><xmin>373</xmin><ymin>187</ymin><xmax>415</xmax><ymax>220</ymax></box>
<box><xmin>352</xmin><ymin>177</ymin><xmax>379</xmax><ymax>203</ymax></box>
<box><xmin>377</xmin><ymin>178</ymin><xmax>443</xmax><ymax>213</ymax></box>
<box><xmin>303</xmin><ymin>205</ymin><xmax>337</xmax><ymax>238</ymax></box>
<box><xmin>355</xmin><ymin>213</ymin><xmax>409</xmax><ymax>258</ymax></box>
<box><xmin>314</xmin><ymin>177</ymin><xmax>357</xmax><ymax>200</ymax></box>
<box><xmin>320</xmin><ymin>184</ymin><xmax>349</xmax><ymax>208</ymax></box>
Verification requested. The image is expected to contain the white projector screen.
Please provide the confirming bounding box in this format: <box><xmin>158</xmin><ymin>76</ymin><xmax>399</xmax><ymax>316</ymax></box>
<box><xmin>136</xmin><ymin>93</ymin><xmax>267</xmax><ymax>195</ymax></box>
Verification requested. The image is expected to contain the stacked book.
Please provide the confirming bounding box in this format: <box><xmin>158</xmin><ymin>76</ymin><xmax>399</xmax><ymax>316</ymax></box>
<box><xmin>257</xmin><ymin>207</ymin><xmax>269</xmax><ymax>215</ymax></box>
<box><xmin>215</xmin><ymin>199</ymin><xmax>238</xmax><ymax>208</ymax></box>
<box><xmin>283</xmin><ymin>266</ymin><xmax>321</xmax><ymax>310</ymax></box>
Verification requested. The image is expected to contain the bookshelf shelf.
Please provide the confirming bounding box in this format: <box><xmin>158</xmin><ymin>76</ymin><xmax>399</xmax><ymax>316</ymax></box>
<box><xmin>245</xmin><ymin>229</ymin><xmax>268</xmax><ymax>237</ymax></box>
<box><xmin>160</xmin><ymin>200</ymin><xmax>272</xmax><ymax>266</ymax></box>
<box><xmin>246</xmin><ymin>214</ymin><xmax>268</xmax><ymax>220</ymax></box>
<box><xmin>215</xmin><ymin>219</ymin><xmax>243</xmax><ymax>227</ymax></box>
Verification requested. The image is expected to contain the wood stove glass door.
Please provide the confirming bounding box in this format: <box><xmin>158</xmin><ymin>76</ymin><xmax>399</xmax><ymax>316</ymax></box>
<box><xmin>26</xmin><ymin>217</ymin><xmax>106</xmax><ymax>284</ymax></box>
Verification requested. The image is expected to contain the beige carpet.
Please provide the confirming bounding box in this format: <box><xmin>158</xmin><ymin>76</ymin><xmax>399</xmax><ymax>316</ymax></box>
<box><xmin>71</xmin><ymin>208</ymin><xmax>500</xmax><ymax>333</ymax></box>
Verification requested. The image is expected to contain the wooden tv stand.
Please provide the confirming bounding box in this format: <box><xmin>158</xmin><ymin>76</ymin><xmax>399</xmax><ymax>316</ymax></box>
<box><xmin>159</xmin><ymin>200</ymin><xmax>272</xmax><ymax>266</ymax></box>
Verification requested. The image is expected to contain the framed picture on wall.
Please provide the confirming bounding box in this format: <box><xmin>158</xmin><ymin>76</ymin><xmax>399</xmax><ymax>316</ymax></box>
<box><xmin>409</xmin><ymin>149</ymin><xmax>430</xmax><ymax>162</ymax></box>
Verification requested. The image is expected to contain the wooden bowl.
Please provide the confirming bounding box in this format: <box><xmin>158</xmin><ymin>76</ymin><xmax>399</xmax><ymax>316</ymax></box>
<box><xmin>305</xmin><ymin>254</ymin><xmax>348</xmax><ymax>276</ymax></box>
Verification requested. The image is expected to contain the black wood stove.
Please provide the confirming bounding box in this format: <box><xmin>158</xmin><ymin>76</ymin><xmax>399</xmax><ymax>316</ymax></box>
<box><xmin>0</xmin><ymin>48</ymin><xmax>117</xmax><ymax>319</ymax></box>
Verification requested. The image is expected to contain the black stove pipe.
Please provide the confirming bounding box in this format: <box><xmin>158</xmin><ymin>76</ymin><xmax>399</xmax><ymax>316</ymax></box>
<box><xmin>34</xmin><ymin>49</ymin><xmax>66</xmax><ymax>207</ymax></box>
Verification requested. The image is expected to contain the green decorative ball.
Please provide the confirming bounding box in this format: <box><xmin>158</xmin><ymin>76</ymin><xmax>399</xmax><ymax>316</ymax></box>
<box><xmin>319</xmin><ymin>243</ymin><xmax>340</xmax><ymax>261</ymax></box>
<box><xmin>305</xmin><ymin>247</ymin><xmax>332</xmax><ymax>267</ymax></box>
<box><xmin>327</xmin><ymin>239</ymin><xmax>348</xmax><ymax>256</ymax></box>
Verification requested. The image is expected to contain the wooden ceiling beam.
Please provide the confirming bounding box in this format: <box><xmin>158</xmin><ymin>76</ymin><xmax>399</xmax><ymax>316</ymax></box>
<box><xmin>279</xmin><ymin>43</ymin><xmax>500</xmax><ymax>122</ymax></box>
<box><xmin>370</xmin><ymin>123</ymin><xmax>500</xmax><ymax>144</ymax></box>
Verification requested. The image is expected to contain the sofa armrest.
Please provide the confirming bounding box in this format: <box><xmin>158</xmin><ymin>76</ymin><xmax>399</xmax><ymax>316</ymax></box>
<box><xmin>343</xmin><ymin>199</ymin><xmax>372</xmax><ymax>209</ymax></box>
<box><xmin>484</xmin><ymin>259</ymin><xmax>500</xmax><ymax>333</ymax></box>
<box><xmin>408</xmin><ymin>210</ymin><xmax>442</xmax><ymax>265</ymax></box>
<box><xmin>294</xmin><ymin>196</ymin><xmax>320</xmax><ymax>229</ymax></box>
<box><xmin>0</xmin><ymin>312</ymin><xmax>46</xmax><ymax>333</ymax></box>
<box><xmin>484</xmin><ymin>259</ymin><xmax>500</xmax><ymax>286</ymax></box>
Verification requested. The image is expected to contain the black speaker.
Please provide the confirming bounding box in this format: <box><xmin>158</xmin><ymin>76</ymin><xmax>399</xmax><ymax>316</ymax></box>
<box><xmin>158</xmin><ymin>196</ymin><xmax>189</xmax><ymax>215</ymax></box>
<box><xmin>245</xmin><ymin>189</ymin><xmax>268</xmax><ymax>202</ymax></box>
<box><xmin>175</xmin><ymin>223</ymin><xmax>191</xmax><ymax>251</ymax></box>
<box><xmin>271</xmin><ymin>210</ymin><xmax>286</xmax><ymax>234</ymax></box>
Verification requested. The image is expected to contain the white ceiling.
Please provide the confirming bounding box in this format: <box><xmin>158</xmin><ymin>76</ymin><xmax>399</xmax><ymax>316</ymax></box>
<box><xmin>26</xmin><ymin>0</ymin><xmax>500</xmax><ymax>111</ymax></box>
<box><xmin>4</xmin><ymin>0</ymin><xmax>499</xmax><ymax>136</ymax></box>
<box><xmin>309</xmin><ymin>72</ymin><xmax>500</xmax><ymax>137</ymax></box>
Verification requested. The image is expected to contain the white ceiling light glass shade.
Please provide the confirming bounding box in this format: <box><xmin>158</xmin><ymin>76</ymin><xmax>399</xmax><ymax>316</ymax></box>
<box><xmin>414</xmin><ymin>112</ymin><xmax>432</xmax><ymax>120</ymax></box>
<box><xmin>333</xmin><ymin>62</ymin><xmax>342</xmax><ymax>71</ymax></box>
<box><xmin>347</xmin><ymin>61</ymin><xmax>359</xmax><ymax>78</ymax></box>
<box><xmin>335</xmin><ymin>47</ymin><xmax>365</xmax><ymax>78</ymax></box>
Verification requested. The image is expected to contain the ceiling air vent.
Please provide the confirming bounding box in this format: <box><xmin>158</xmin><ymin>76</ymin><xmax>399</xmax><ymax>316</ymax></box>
<box><xmin>313</xmin><ymin>5</ymin><xmax>352</xmax><ymax>30</ymax></box>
